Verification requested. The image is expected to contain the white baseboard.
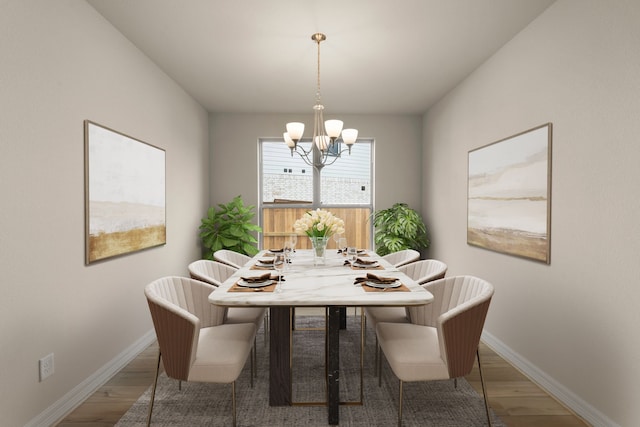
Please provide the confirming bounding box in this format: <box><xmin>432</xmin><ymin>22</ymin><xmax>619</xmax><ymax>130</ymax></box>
<box><xmin>26</xmin><ymin>329</ymin><xmax>156</xmax><ymax>427</ymax></box>
<box><xmin>481</xmin><ymin>330</ymin><xmax>618</xmax><ymax>427</ymax></box>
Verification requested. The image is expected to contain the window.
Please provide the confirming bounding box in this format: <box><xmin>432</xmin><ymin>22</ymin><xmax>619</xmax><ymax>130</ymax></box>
<box><xmin>260</xmin><ymin>138</ymin><xmax>373</xmax><ymax>250</ymax></box>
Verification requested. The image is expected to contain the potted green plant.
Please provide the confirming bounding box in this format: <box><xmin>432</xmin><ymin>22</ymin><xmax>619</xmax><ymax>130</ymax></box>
<box><xmin>199</xmin><ymin>195</ymin><xmax>262</xmax><ymax>259</ymax></box>
<box><xmin>371</xmin><ymin>202</ymin><xmax>430</xmax><ymax>256</ymax></box>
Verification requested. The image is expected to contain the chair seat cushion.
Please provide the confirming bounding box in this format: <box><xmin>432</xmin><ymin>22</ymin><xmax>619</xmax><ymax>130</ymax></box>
<box><xmin>188</xmin><ymin>323</ymin><xmax>256</xmax><ymax>383</ymax></box>
<box><xmin>225</xmin><ymin>307</ymin><xmax>267</xmax><ymax>327</ymax></box>
<box><xmin>364</xmin><ymin>307</ymin><xmax>408</xmax><ymax>328</ymax></box>
<box><xmin>376</xmin><ymin>322</ymin><xmax>449</xmax><ymax>382</ymax></box>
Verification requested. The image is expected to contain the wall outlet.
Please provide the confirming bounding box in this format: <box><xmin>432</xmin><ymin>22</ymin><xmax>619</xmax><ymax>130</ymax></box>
<box><xmin>39</xmin><ymin>353</ymin><xmax>54</xmax><ymax>381</ymax></box>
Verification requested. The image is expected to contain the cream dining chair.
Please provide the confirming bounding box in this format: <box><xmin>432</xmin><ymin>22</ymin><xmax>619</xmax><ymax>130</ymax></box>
<box><xmin>213</xmin><ymin>249</ymin><xmax>252</xmax><ymax>269</ymax></box>
<box><xmin>364</xmin><ymin>259</ymin><xmax>448</xmax><ymax>371</ymax></box>
<box><xmin>188</xmin><ymin>259</ymin><xmax>268</xmax><ymax>377</ymax></box>
<box><xmin>375</xmin><ymin>275</ymin><xmax>494</xmax><ymax>427</ymax></box>
<box><xmin>144</xmin><ymin>276</ymin><xmax>257</xmax><ymax>427</ymax></box>
<box><xmin>187</xmin><ymin>259</ymin><xmax>267</xmax><ymax>330</ymax></box>
<box><xmin>381</xmin><ymin>248</ymin><xmax>420</xmax><ymax>267</ymax></box>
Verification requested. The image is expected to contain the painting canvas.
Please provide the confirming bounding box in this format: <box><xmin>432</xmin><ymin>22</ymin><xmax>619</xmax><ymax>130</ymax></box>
<box><xmin>85</xmin><ymin>121</ymin><xmax>166</xmax><ymax>264</ymax></box>
<box><xmin>467</xmin><ymin>123</ymin><xmax>552</xmax><ymax>263</ymax></box>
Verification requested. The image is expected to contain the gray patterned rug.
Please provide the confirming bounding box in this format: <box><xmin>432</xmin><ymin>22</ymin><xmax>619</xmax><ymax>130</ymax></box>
<box><xmin>116</xmin><ymin>315</ymin><xmax>503</xmax><ymax>426</ymax></box>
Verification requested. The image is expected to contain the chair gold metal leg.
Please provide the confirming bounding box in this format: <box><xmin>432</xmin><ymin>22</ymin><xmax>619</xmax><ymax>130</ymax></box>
<box><xmin>264</xmin><ymin>313</ymin><xmax>268</xmax><ymax>343</ymax></box>
<box><xmin>374</xmin><ymin>335</ymin><xmax>379</xmax><ymax>377</ymax></box>
<box><xmin>231</xmin><ymin>381</ymin><xmax>237</xmax><ymax>427</ymax></box>
<box><xmin>477</xmin><ymin>348</ymin><xmax>493</xmax><ymax>427</ymax></box>
<box><xmin>363</xmin><ymin>311</ymin><xmax>367</xmax><ymax>347</ymax></box>
<box><xmin>250</xmin><ymin>345</ymin><xmax>255</xmax><ymax>388</ymax></box>
<box><xmin>398</xmin><ymin>380</ymin><xmax>404</xmax><ymax>427</ymax></box>
<box><xmin>360</xmin><ymin>309</ymin><xmax>365</xmax><ymax>403</ymax></box>
<box><xmin>146</xmin><ymin>351</ymin><xmax>162</xmax><ymax>427</ymax></box>
<box><xmin>377</xmin><ymin>344</ymin><xmax>382</xmax><ymax>387</ymax></box>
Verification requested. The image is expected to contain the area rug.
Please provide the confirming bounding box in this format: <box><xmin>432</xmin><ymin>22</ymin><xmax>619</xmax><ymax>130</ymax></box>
<box><xmin>116</xmin><ymin>315</ymin><xmax>503</xmax><ymax>426</ymax></box>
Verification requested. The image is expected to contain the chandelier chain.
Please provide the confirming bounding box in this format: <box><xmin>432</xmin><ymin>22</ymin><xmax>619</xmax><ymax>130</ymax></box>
<box><xmin>316</xmin><ymin>34</ymin><xmax>322</xmax><ymax>105</ymax></box>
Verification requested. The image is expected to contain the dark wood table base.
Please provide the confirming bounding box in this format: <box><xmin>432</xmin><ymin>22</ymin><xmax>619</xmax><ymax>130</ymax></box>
<box><xmin>269</xmin><ymin>306</ymin><xmax>343</xmax><ymax>425</ymax></box>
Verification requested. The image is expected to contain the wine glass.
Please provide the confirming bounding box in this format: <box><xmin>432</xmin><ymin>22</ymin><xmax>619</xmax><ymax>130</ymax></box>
<box><xmin>333</xmin><ymin>233</ymin><xmax>342</xmax><ymax>252</ymax></box>
<box><xmin>289</xmin><ymin>233</ymin><xmax>298</xmax><ymax>261</ymax></box>
<box><xmin>338</xmin><ymin>237</ymin><xmax>348</xmax><ymax>255</ymax></box>
<box><xmin>283</xmin><ymin>239</ymin><xmax>293</xmax><ymax>270</ymax></box>
<box><xmin>347</xmin><ymin>247</ymin><xmax>358</xmax><ymax>268</ymax></box>
<box><xmin>274</xmin><ymin>253</ymin><xmax>285</xmax><ymax>293</ymax></box>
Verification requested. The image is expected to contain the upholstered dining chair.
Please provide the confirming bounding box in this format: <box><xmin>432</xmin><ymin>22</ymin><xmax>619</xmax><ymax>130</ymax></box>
<box><xmin>189</xmin><ymin>258</ymin><xmax>238</xmax><ymax>287</ymax></box>
<box><xmin>144</xmin><ymin>276</ymin><xmax>257</xmax><ymax>427</ymax></box>
<box><xmin>375</xmin><ymin>275</ymin><xmax>494</xmax><ymax>427</ymax></box>
<box><xmin>187</xmin><ymin>259</ymin><xmax>267</xmax><ymax>330</ymax></box>
<box><xmin>188</xmin><ymin>259</ymin><xmax>268</xmax><ymax>371</ymax></box>
<box><xmin>213</xmin><ymin>249</ymin><xmax>252</xmax><ymax>269</ymax></box>
<box><xmin>363</xmin><ymin>259</ymin><xmax>448</xmax><ymax>371</ymax></box>
<box><xmin>364</xmin><ymin>259</ymin><xmax>448</xmax><ymax>329</ymax></box>
<box><xmin>381</xmin><ymin>249</ymin><xmax>420</xmax><ymax>267</ymax></box>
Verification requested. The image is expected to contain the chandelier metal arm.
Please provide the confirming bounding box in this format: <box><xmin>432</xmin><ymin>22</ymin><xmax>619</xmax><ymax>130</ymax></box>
<box><xmin>289</xmin><ymin>145</ymin><xmax>315</xmax><ymax>167</ymax></box>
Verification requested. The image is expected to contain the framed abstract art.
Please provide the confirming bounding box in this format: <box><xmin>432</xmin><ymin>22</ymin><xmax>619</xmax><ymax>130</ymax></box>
<box><xmin>467</xmin><ymin>123</ymin><xmax>552</xmax><ymax>264</ymax></box>
<box><xmin>84</xmin><ymin>120</ymin><xmax>166</xmax><ymax>264</ymax></box>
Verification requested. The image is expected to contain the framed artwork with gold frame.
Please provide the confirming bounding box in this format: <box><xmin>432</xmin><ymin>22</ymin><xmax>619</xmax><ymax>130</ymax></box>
<box><xmin>467</xmin><ymin>123</ymin><xmax>552</xmax><ymax>264</ymax></box>
<box><xmin>84</xmin><ymin>120</ymin><xmax>166</xmax><ymax>264</ymax></box>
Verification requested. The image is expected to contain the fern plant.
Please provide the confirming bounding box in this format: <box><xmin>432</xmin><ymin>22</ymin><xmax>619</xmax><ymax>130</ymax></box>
<box><xmin>199</xmin><ymin>195</ymin><xmax>262</xmax><ymax>259</ymax></box>
<box><xmin>372</xmin><ymin>202</ymin><xmax>430</xmax><ymax>256</ymax></box>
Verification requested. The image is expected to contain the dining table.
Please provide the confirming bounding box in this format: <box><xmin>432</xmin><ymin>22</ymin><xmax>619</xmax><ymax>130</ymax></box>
<box><xmin>208</xmin><ymin>248</ymin><xmax>434</xmax><ymax>425</ymax></box>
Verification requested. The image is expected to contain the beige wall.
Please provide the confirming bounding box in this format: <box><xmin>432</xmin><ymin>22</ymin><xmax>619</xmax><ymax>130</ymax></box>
<box><xmin>209</xmin><ymin>113</ymin><xmax>423</xmax><ymax>214</ymax></box>
<box><xmin>0</xmin><ymin>1</ymin><xmax>209</xmax><ymax>425</ymax></box>
<box><xmin>422</xmin><ymin>1</ymin><xmax>640</xmax><ymax>426</ymax></box>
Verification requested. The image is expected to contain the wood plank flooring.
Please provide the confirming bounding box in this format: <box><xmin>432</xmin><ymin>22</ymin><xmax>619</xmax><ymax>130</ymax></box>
<box><xmin>56</xmin><ymin>316</ymin><xmax>590</xmax><ymax>427</ymax></box>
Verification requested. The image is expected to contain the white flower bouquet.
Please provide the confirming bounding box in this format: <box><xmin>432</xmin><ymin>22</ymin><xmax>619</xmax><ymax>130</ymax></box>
<box><xmin>293</xmin><ymin>208</ymin><xmax>345</xmax><ymax>239</ymax></box>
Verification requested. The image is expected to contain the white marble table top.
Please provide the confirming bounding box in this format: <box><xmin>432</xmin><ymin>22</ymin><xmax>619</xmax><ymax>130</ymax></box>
<box><xmin>208</xmin><ymin>249</ymin><xmax>433</xmax><ymax>307</ymax></box>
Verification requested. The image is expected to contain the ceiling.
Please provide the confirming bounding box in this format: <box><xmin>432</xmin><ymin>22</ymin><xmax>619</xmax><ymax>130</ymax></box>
<box><xmin>87</xmin><ymin>0</ymin><xmax>555</xmax><ymax>115</ymax></box>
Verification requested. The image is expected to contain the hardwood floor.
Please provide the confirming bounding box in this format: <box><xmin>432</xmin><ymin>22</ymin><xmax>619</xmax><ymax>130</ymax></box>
<box><xmin>56</xmin><ymin>318</ymin><xmax>590</xmax><ymax>427</ymax></box>
<box><xmin>468</xmin><ymin>343</ymin><xmax>590</xmax><ymax>427</ymax></box>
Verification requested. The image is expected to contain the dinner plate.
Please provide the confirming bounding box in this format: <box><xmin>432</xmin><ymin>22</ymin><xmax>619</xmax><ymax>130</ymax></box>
<box><xmin>255</xmin><ymin>260</ymin><xmax>274</xmax><ymax>267</ymax></box>
<box><xmin>353</xmin><ymin>261</ymin><xmax>379</xmax><ymax>268</ymax></box>
<box><xmin>237</xmin><ymin>279</ymin><xmax>274</xmax><ymax>288</ymax></box>
<box><xmin>363</xmin><ymin>280</ymin><xmax>401</xmax><ymax>289</ymax></box>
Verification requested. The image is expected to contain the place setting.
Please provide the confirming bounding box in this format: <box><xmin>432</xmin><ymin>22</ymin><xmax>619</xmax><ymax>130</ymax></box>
<box><xmin>229</xmin><ymin>254</ymin><xmax>285</xmax><ymax>292</ymax></box>
<box><xmin>251</xmin><ymin>257</ymin><xmax>275</xmax><ymax>269</ymax></box>
<box><xmin>350</xmin><ymin>258</ymin><xmax>383</xmax><ymax>269</ymax></box>
<box><xmin>228</xmin><ymin>272</ymin><xmax>285</xmax><ymax>292</ymax></box>
<box><xmin>353</xmin><ymin>272</ymin><xmax>409</xmax><ymax>292</ymax></box>
<box><xmin>344</xmin><ymin>256</ymin><xmax>384</xmax><ymax>270</ymax></box>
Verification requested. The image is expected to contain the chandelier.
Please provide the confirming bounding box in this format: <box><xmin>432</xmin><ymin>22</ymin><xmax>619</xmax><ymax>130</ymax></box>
<box><xmin>284</xmin><ymin>33</ymin><xmax>358</xmax><ymax>170</ymax></box>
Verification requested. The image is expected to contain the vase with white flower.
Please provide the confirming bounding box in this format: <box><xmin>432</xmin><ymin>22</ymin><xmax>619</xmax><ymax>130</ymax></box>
<box><xmin>293</xmin><ymin>209</ymin><xmax>345</xmax><ymax>265</ymax></box>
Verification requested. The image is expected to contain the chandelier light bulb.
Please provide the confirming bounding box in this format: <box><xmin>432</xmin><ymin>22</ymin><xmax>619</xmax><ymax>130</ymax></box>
<box><xmin>286</xmin><ymin>122</ymin><xmax>305</xmax><ymax>142</ymax></box>
<box><xmin>283</xmin><ymin>132</ymin><xmax>295</xmax><ymax>148</ymax></box>
<box><xmin>324</xmin><ymin>120</ymin><xmax>343</xmax><ymax>139</ymax></box>
<box><xmin>341</xmin><ymin>128</ymin><xmax>358</xmax><ymax>145</ymax></box>
<box><xmin>315</xmin><ymin>135</ymin><xmax>330</xmax><ymax>151</ymax></box>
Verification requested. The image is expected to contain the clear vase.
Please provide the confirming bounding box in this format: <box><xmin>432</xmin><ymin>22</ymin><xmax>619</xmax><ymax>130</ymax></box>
<box><xmin>309</xmin><ymin>236</ymin><xmax>329</xmax><ymax>266</ymax></box>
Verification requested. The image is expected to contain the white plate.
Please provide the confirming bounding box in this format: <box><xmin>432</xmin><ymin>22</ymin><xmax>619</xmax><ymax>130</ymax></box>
<box><xmin>363</xmin><ymin>280</ymin><xmax>401</xmax><ymax>289</ymax></box>
<box><xmin>255</xmin><ymin>260</ymin><xmax>274</xmax><ymax>267</ymax></box>
<box><xmin>237</xmin><ymin>279</ymin><xmax>274</xmax><ymax>288</ymax></box>
<box><xmin>353</xmin><ymin>261</ymin><xmax>379</xmax><ymax>268</ymax></box>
